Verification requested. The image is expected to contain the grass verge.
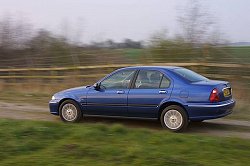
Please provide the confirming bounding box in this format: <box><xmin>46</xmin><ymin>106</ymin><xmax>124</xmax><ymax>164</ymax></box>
<box><xmin>0</xmin><ymin>119</ymin><xmax>249</xmax><ymax>166</ymax></box>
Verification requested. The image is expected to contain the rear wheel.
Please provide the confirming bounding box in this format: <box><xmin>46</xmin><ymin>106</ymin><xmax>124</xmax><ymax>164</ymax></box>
<box><xmin>59</xmin><ymin>100</ymin><xmax>82</xmax><ymax>122</ymax></box>
<box><xmin>160</xmin><ymin>105</ymin><xmax>188</xmax><ymax>132</ymax></box>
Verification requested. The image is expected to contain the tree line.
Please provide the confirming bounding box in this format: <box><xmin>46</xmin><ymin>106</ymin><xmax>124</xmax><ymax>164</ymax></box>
<box><xmin>0</xmin><ymin>0</ymin><xmax>226</xmax><ymax>68</ymax></box>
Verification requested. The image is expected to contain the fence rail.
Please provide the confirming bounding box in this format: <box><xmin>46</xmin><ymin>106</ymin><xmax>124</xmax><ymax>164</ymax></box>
<box><xmin>0</xmin><ymin>63</ymin><xmax>249</xmax><ymax>83</ymax></box>
<box><xmin>1</xmin><ymin>62</ymin><xmax>250</xmax><ymax>72</ymax></box>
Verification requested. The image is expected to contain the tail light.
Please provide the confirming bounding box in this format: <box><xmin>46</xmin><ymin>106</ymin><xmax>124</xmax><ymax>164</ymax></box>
<box><xmin>209</xmin><ymin>88</ymin><xmax>220</xmax><ymax>102</ymax></box>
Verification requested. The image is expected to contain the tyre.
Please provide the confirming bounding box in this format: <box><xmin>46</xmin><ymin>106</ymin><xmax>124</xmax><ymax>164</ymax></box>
<box><xmin>59</xmin><ymin>100</ymin><xmax>82</xmax><ymax>122</ymax></box>
<box><xmin>160</xmin><ymin>105</ymin><xmax>188</xmax><ymax>132</ymax></box>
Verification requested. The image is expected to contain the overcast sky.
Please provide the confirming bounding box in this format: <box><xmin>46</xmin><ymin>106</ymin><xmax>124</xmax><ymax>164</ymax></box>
<box><xmin>0</xmin><ymin>0</ymin><xmax>249</xmax><ymax>43</ymax></box>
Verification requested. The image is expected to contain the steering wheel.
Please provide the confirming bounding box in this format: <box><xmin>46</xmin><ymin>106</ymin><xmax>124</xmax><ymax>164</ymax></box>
<box><xmin>136</xmin><ymin>81</ymin><xmax>142</xmax><ymax>88</ymax></box>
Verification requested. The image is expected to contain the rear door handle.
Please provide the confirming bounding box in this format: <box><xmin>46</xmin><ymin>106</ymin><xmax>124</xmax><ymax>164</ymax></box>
<box><xmin>159</xmin><ymin>90</ymin><xmax>167</xmax><ymax>94</ymax></box>
<box><xmin>117</xmin><ymin>90</ymin><xmax>125</xmax><ymax>94</ymax></box>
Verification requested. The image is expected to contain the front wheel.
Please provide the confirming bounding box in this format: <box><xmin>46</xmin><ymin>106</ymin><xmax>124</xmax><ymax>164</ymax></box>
<box><xmin>160</xmin><ymin>105</ymin><xmax>188</xmax><ymax>132</ymax></box>
<box><xmin>59</xmin><ymin>100</ymin><xmax>82</xmax><ymax>122</ymax></box>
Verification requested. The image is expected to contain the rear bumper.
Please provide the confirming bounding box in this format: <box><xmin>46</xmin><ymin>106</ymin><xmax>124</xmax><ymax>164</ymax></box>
<box><xmin>49</xmin><ymin>100</ymin><xmax>60</xmax><ymax>115</ymax></box>
<box><xmin>186</xmin><ymin>99</ymin><xmax>236</xmax><ymax>120</ymax></box>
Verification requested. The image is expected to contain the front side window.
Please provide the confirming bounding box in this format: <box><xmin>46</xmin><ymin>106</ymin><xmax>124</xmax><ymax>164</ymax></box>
<box><xmin>101</xmin><ymin>70</ymin><xmax>135</xmax><ymax>89</ymax></box>
<box><xmin>135</xmin><ymin>70</ymin><xmax>170</xmax><ymax>89</ymax></box>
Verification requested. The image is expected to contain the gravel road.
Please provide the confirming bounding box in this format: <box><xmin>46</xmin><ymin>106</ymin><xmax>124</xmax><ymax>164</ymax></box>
<box><xmin>1</xmin><ymin>101</ymin><xmax>250</xmax><ymax>139</ymax></box>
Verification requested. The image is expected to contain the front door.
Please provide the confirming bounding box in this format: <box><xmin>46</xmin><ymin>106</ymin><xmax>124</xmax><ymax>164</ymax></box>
<box><xmin>86</xmin><ymin>69</ymin><xmax>136</xmax><ymax>116</ymax></box>
<box><xmin>128</xmin><ymin>70</ymin><xmax>172</xmax><ymax>118</ymax></box>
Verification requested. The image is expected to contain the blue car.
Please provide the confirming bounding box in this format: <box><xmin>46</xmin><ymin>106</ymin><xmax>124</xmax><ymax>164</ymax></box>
<box><xmin>49</xmin><ymin>66</ymin><xmax>235</xmax><ymax>131</ymax></box>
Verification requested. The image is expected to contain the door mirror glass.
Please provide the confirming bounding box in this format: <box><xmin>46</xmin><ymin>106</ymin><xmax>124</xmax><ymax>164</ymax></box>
<box><xmin>93</xmin><ymin>83</ymin><xmax>100</xmax><ymax>90</ymax></box>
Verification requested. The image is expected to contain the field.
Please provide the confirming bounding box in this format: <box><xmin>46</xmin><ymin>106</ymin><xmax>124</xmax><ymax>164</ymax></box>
<box><xmin>0</xmin><ymin>119</ymin><xmax>250</xmax><ymax>166</ymax></box>
<box><xmin>223</xmin><ymin>46</ymin><xmax>250</xmax><ymax>63</ymax></box>
<box><xmin>0</xmin><ymin>46</ymin><xmax>250</xmax><ymax>165</ymax></box>
<box><xmin>0</xmin><ymin>47</ymin><xmax>250</xmax><ymax>121</ymax></box>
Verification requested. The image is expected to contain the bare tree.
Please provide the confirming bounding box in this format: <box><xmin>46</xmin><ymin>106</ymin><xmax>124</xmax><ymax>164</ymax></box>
<box><xmin>178</xmin><ymin>0</ymin><xmax>216</xmax><ymax>46</ymax></box>
<box><xmin>0</xmin><ymin>14</ymin><xmax>32</xmax><ymax>50</ymax></box>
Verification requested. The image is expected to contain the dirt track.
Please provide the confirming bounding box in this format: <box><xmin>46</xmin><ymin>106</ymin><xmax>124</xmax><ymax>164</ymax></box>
<box><xmin>0</xmin><ymin>101</ymin><xmax>250</xmax><ymax>139</ymax></box>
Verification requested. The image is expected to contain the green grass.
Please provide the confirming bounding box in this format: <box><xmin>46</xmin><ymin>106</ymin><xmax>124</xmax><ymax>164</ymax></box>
<box><xmin>0</xmin><ymin>119</ymin><xmax>249</xmax><ymax>166</ymax></box>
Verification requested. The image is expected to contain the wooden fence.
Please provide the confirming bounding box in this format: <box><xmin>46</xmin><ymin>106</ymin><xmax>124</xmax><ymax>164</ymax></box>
<box><xmin>0</xmin><ymin>63</ymin><xmax>250</xmax><ymax>82</ymax></box>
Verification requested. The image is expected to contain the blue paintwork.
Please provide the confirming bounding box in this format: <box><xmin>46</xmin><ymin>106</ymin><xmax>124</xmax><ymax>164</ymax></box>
<box><xmin>49</xmin><ymin>66</ymin><xmax>235</xmax><ymax>120</ymax></box>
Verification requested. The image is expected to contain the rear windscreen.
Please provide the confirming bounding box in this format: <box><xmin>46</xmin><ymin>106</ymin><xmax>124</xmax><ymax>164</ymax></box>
<box><xmin>173</xmin><ymin>68</ymin><xmax>208</xmax><ymax>82</ymax></box>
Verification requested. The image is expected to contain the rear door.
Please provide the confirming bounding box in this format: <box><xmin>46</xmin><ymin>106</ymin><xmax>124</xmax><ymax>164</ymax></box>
<box><xmin>127</xmin><ymin>70</ymin><xmax>172</xmax><ymax>118</ymax></box>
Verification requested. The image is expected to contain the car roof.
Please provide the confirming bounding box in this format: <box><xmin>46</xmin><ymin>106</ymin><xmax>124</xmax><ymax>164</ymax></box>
<box><xmin>120</xmin><ymin>66</ymin><xmax>182</xmax><ymax>71</ymax></box>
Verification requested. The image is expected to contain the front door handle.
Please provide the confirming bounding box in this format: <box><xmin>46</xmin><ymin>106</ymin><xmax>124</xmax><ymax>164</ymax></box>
<box><xmin>117</xmin><ymin>90</ymin><xmax>125</xmax><ymax>94</ymax></box>
<box><xmin>159</xmin><ymin>90</ymin><xmax>167</xmax><ymax>94</ymax></box>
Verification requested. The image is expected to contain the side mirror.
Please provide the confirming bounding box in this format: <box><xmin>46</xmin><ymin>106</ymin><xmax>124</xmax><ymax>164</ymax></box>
<box><xmin>93</xmin><ymin>83</ymin><xmax>100</xmax><ymax>90</ymax></box>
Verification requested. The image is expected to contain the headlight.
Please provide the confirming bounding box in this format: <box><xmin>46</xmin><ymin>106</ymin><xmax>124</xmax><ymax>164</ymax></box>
<box><xmin>51</xmin><ymin>96</ymin><xmax>55</xmax><ymax>100</ymax></box>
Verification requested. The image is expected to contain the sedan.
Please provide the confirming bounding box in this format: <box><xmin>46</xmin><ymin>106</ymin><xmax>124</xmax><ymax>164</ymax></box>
<box><xmin>49</xmin><ymin>66</ymin><xmax>235</xmax><ymax>132</ymax></box>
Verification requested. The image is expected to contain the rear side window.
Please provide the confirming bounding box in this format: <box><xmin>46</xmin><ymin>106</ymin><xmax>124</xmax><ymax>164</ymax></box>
<box><xmin>173</xmin><ymin>68</ymin><xmax>208</xmax><ymax>82</ymax></box>
<box><xmin>134</xmin><ymin>70</ymin><xmax>170</xmax><ymax>89</ymax></box>
<box><xmin>160</xmin><ymin>76</ymin><xmax>170</xmax><ymax>88</ymax></box>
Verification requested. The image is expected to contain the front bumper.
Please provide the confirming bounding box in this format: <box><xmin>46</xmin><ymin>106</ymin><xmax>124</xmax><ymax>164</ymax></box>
<box><xmin>186</xmin><ymin>99</ymin><xmax>236</xmax><ymax>120</ymax></box>
<box><xmin>49</xmin><ymin>99</ymin><xmax>60</xmax><ymax>115</ymax></box>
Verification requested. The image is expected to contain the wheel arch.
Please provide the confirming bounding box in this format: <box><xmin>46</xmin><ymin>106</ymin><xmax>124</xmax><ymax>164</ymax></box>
<box><xmin>58</xmin><ymin>98</ymin><xmax>82</xmax><ymax>113</ymax></box>
<box><xmin>158</xmin><ymin>101</ymin><xmax>189</xmax><ymax>120</ymax></box>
